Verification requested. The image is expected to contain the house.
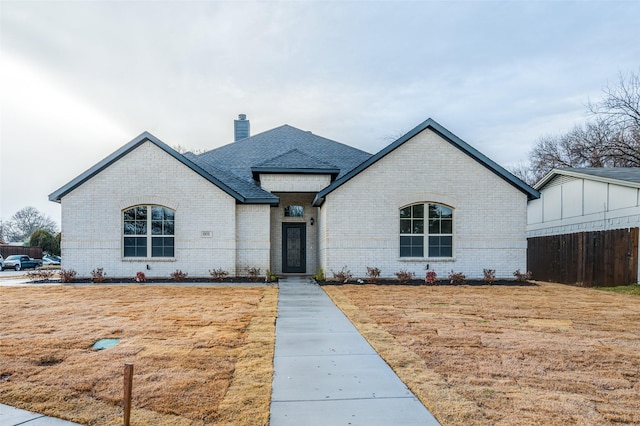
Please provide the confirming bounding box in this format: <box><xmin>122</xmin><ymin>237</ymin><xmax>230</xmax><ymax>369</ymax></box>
<box><xmin>49</xmin><ymin>116</ymin><xmax>538</xmax><ymax>280</ymax></box>
<box><xmin>527</xmin><ymin>168</ymin><xmax>640</xmax><ymax>286</ymax></box>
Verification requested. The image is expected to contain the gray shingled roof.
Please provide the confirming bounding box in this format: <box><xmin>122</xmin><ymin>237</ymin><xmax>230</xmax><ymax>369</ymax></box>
<box><xmin>559</xmin><ymin>167</ymin><xmax>640</xmax><ymax>184</ymax></box>
<box><xmin>187</xmin><ymin>155</ymin><xmax>279</xmax><ymax>203</ymax></box>
<box><xmin>193</xmin><ymin>125</ymin><xmax>372</xmax><ymax>185</ymax></box>
<box><xmin>50</xmin><ymin>126</ymin><xmax>369</xmax><ymax>206</ymax></box>
<box><xmin>250</xmin><ymin>149</ymin><xmax>341</xmax><ymax>179</ymax></box>
<box><xmin>536</xmin><ymin>167</ymin><xmax>640</xmax><ymax>189</ymax></box>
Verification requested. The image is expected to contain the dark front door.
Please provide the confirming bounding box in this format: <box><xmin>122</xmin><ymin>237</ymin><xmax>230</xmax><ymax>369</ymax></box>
<box><xmin>282</xmin><ymin>223</ymin><xmax>306</xmax><ymax>273</ymax></box>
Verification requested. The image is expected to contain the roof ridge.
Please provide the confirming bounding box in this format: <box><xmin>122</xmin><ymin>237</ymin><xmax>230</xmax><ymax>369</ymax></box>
<box><xmin>254</xmin><ymin>148</ymin><xmax>338</xmax><ymax>169</ymax></box>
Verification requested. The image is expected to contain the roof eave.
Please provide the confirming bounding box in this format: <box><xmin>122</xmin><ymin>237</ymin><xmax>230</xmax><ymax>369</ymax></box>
<box><xmin>251</xmin><ymin>167</ymin><xmax>340</xmax><ymax>180</ymax></box>
<box><xmin>427</xmin><ymin>123</ymin><xmax>540</xmax><ymax>200</ymax></box>
<box><xmin>312</xmin><ymin>194</ymin><xmax>325</xmax><ymax>207</ymax></box>
<box><xmin>240</xmin><ymin>197</ymin><xmax>280</xmax><ymax>206</ymax></box>
<box><xmin>533</xmin><ymin>169</ymin><xmax>561</xmax><ymax>190</ymax></box>
<box><xmin>315</xmin><ymin>118</ymin><xmax>540</xmax><ymax>202</ymax></box>
<box><xmin>535</xmin><ymin>168</ymin><xmax>640</xmax><ymax>190</ymax></box>
<box><xmin>48</xmin><ymin>131</ymin><xmax>247</xmax><ymax>203</ymax></box>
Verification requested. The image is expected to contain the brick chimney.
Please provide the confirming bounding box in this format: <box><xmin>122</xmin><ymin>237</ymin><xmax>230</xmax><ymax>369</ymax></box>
<box><xmin>234</xmin><ymin>114</ymin><xmax>250</xmax><ymax>141</ymax></box>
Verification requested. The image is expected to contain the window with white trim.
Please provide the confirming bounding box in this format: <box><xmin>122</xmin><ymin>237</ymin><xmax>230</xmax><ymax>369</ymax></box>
<box><xmin>400</xmin><ymin>203</ymin><xmax>453</xmax><ymax>258</ymax></box>
<box><xmin>123</xmin><ymin>205</ymin><xmax>175</xmax><ymax>258</ymax></box>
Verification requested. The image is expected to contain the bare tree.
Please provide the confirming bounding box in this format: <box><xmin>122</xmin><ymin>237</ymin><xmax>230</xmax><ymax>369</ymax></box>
<box><xmin>2</xmin><ymin>207</ymin><xmax>58</xmax><ymax>243</ymax></box>
<box><xmin>172</xmin><ymin>144</ymin><xmax>206</xmax><ymax>155</ymax></box>
<box><xmin>522</xmin><ymin>69</ymin><xmax>640</xmax><ymax>184</ymax></box>
<box><xmin>0</xmin><ymin>220</ymin><xmax>8</xmax><ymax>244</ymax></box>
<box><xmin>589</xmin><ymin>69</ymin><xmax>640</xmax><ymax>130</ymax></box>
<box><xmin>509</xmin><ymin>161</ymin><xmax>541</xmax><ymax>187</ymax></box>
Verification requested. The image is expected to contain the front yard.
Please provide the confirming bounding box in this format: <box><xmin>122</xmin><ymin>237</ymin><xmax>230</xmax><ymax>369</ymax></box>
<box><xmin>0</xmin><ymin>285</ymin><xmax>277</xmax><ymax>425</ymax></box>
<box><xmin>1</xmin><ymin>282</ymin><xmax>639</xmax><ymax>425</ymax></box>
<box><xmin>325</xmin><ymin>282</ymin><xmax>640</xmax><ymax>425</ymax></box>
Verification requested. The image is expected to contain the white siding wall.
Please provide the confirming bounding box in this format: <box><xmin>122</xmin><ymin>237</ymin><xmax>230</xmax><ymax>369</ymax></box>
<box><xmin>543</xmin><ymin>186</ymin><xmax>562</xmax><ymax>221</ymax></box>
<box><xmin>584</xmin><ymin>181</ymin><xmax>608</xmax><ymax>215</ymax></box>
<box><xmin>236</xmin><ymin>204</ymin><xmax>271</xmax><ymax>276</ymax></box>
<box><xmin>319</xmin><ymin>128</ymin><xmax>528</xmax><ymax>280</ymax></box>
<box><xmin>60</xmin><ymin>142</ymin><xmax>237</xmax><ymax>278</ymax></box>
<box><xmin>527</xmin><ymin>176</ymin><xmax>640</xmax><ymax>237</ymax></box>
<box><xmin>562</xmin><ymin>180</ymin><xmax>583</xmax><ymax>218</ymax></box>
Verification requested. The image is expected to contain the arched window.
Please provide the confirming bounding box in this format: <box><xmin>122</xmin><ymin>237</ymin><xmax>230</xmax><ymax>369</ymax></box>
<box><xmin>123</xmin><ymin>205</ymin><xmax>175</xmax><ymax>258</ymax></box>
<box><xmin>284</xmin><ymin>205</ymin><xmax>304</xmax><ymax>217</ymax></box>
<box><xmin>400</xmin><ymin>203</ymin><xmax>453</xmax><ymax>258</ymax></box>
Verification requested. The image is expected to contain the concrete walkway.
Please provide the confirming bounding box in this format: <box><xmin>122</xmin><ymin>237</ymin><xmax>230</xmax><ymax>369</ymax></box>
<box><xmin>0</xmin><ymin>404</ymin><xmax>82</xmax><ymax>425</ymax></box>
<box><xmin>270</xmin><ymin>277</ymin><xmax>440</xmax><ymax>425</ymax></box>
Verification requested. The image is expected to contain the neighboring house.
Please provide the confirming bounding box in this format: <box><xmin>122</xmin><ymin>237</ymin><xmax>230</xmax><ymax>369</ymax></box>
<box><xmin>527</xmin><ymin>168</ymin><xmax>640</xmax><ymax>285</ymax></box>
<box><xmin>49</xmin><ymin>116</ymin><xmax>538</xmax><ymax>280</ymax></box>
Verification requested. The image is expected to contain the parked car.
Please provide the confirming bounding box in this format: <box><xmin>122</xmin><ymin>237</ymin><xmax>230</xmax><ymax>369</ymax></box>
<box><xmin>42</xmin><ymin>255</ymin><xmax>61</xmax><ymax>265</ymax></box>
<box><xmin>2</xmin><ymin>255</ymin><xmax>41</xmax><ymax>271</ymax></box>
<box><xmin>0</xmin><ymin>254</ymin><xmax>4</xmax><ymax>270</ymax></box>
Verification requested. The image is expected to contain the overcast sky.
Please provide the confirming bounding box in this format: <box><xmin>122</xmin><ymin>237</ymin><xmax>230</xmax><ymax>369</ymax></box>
<box><xmin>1</xmin><ymin>0</ymin><xmax>639</xmax><ymax>229</ymax></box>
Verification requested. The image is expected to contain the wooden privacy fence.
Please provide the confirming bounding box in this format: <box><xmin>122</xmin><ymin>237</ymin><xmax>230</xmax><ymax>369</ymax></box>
<box><xmin>0</xmin><ymin>245</ymin><xmax>43</xmax><ymax>259</ymax></box>
<box><xmin>527</xmin><ymin>228</ymin><xmax>639</xmax><ymax>287</ymax></box>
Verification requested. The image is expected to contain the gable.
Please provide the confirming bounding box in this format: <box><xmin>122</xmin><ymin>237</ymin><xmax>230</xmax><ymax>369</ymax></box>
<box><xmin>251</xmin><ymin>149</ymin><xmax>340</xmax><ymax>179</ymax></box>
<box><xmin>49</xmin><ymin>132</ymin><xmax>258</xmax><ymax>204</ymax></box>
<box><xmin>313</xmin><ymin>118</ymin><xmax>539</xmax><ymax>206</ymax></box>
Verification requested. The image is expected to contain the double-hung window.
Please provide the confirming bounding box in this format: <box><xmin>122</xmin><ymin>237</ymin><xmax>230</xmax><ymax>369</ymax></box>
<box><xmin>123</xmin><ymin>205</ymin><xmax>175</xmax><ymax>258</ymax></box>
<box><xmin>400</xmin><ymin>203</ymin><xmax>453</xmax><ymax>258</ymax></box>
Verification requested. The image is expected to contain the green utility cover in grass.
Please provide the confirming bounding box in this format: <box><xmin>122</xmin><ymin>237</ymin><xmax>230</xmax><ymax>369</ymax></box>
<box><xmin>92</xmin><ymin>338</ymin><xmax>121</xmax><ymax>350</ymax></box>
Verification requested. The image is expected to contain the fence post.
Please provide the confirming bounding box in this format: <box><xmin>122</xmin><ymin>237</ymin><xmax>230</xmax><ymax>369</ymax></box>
<box><xmin>124</xmin><ymin>363</ymin><xmax>134</xmax><ymax>426</ymax></box>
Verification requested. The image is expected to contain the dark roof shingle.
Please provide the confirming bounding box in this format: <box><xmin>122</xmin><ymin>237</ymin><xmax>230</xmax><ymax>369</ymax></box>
<box><xmin>195</xmin><ymin>124</ymin><xmax>371</xmax><ymax>182</ymax></box>
<box><xmin>557</xmin><ymin>167</ymin><xmax>640</xmax><ymax>184</ymax></box>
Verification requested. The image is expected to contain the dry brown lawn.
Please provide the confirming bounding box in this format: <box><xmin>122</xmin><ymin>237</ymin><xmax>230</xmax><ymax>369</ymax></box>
<box><xmin>325</xmin><ymin>282</ymin><xmax>640</xmax><ymax>426</ymax></box>
<box><xmin>0</xmin><ymin>285</ymin><xmax>277</xmax><ymax>425</ymax></box>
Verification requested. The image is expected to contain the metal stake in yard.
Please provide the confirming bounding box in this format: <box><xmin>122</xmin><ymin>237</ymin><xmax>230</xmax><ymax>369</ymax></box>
<box><xmin>123</xmin><ymin>363</ymin><xmax>134</xmax><ymax>426</ymax></box>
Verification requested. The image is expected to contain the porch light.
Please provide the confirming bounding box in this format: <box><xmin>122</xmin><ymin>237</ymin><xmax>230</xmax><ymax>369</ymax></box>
<box><xmin>310</xmin><ymin>217</ymin><xmax>314</xmax><ymax>226</ymax></box>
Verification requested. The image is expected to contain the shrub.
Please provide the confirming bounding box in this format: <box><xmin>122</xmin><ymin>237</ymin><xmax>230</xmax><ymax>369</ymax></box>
<box><xmin>483</xmin><ymin>269</ymin><xmax>496</xmax><ymax>284</ymax></box>
<box><xmin>170</xmin><ymin>269</ymin><xmax>188</xmax><ymax>282</ymax></box>
<box><xmin>331</xmin><ymin>266</ymin><xmax>353</xmax><ymax>283</ymax></box>
<box><xmin>247</xmin><ymin>267</ymin><xmax>261</xmax><ymax>282</ymax></box>
<box><xmin>264</xmin><ymin>269</ymin><xmax>278</xmax><ymax>283</ymax></box>
<box><xmin>209</xmin><ymin>268</ymin><xmax>229</xmax><ymax>281</ymax></box>
<box><xmin>395</xmin><ymin>269</ymin><xmax>415</xmax><ymax>284</ymax></box>
<box><xmin>27</xmin><ymin>269</ymin><xmax>56</xmax><ymax>282</ymax></box>
<box><xmin>425</xmin><ymin>270</ymin><xmax>438</xmax><ymax>285</ymax></box>
<box><xmin>366</xmin><ymin>266</ymin><xmax>381</xmax><ymax>283</ymax></box>
<box><xmin>313</xmin><ymin>268</ymin><xmax>325</xmax><ymax>282</ymax></box>
<box><xmin>448</xmin><ymin>270</ymin><xmax>466</xmax><ymax>285</ymax></box>
<box><xmin>134</xmin><ymin>271</ymin><xmax>146</xmax><ymax>283</ymax></box>
<box><xmin>59</xmin><ymin>269</ymin><xmax>77</xmax><ymax>283</ymax></box>
<box><xmin>513</xmin><ymin>269</ymin><xmax>532</xmax><ymax>282</ymax></box>
<box><xmin>90</xmin><ymin>267</ymin><xmax>106</xmax><ymax>284</ymax></box>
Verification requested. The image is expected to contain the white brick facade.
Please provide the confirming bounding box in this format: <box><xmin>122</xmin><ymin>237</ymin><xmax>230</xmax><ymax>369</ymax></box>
<box><xmin>236</xmin><ymin>204</ymin><xmax>271</xmax><ymax>276</ymax></box>
<box><xmin>61</xmin><ymin>142</ymin><xmax>238</xmax><ymax>278</ymax></box>
<box><xmin>319</xmin><ymin>128</ymin><xmax>528</xmax><ymax>280</ymax></box>
<box><xmin>55</xmin><ymin>121</ymin><xmax>532</xmax><ymax>281</ymax></box>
